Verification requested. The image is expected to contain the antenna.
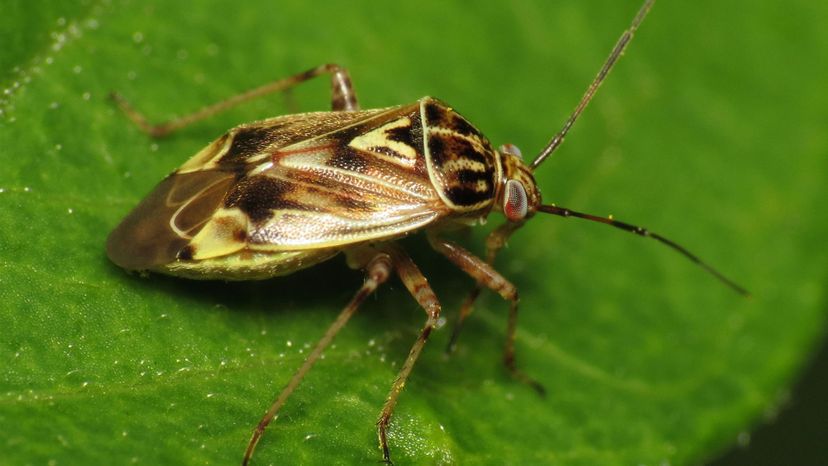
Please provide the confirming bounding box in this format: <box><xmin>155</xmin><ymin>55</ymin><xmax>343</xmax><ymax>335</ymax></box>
<box><xmin>537</xmin><ymin>204</ymin><xmax>750</xmax><ymax>296</ymax></box>
<box><xmin>530</xmin><ymin>0</ymin><xmax>655</xmax><ymax>170</ymax></box>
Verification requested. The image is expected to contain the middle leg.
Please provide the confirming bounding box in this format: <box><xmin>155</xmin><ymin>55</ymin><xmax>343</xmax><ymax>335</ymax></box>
<box><xmin>376</xmin><ymin>244</ymin><xmax>442</xmax><ymax>464</ymax></box>
<box><xmin>241</xmin><ymin>252</ymin><xmax>392</xmax><ymax>466</ymax></box>
<box><xmin>429</xmin><ymin>234</ymin><xmax>544</xmax><ymax>396</ymax></box>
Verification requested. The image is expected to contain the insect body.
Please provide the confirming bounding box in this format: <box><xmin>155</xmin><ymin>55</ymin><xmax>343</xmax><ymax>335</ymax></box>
<box><xmin>107</xmin><ymin>97</ymin><xmax>536</xmax><ymax>280</ymax></box>
<box><xmin>107</xmin><ymin>0</ymin><xmax>745</xmax><ymax>463</ymax></box>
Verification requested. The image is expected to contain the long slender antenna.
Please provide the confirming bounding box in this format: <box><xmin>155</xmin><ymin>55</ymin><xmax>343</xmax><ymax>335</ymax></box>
<box><xmin>537</xmin><ymin>204</ymin><xmax>750</xmax><ymax>296</ymax></box>
<box><xmin>530</xmin><ymin>0</ymin><xmax>655</xmax><ymax>170</ymax></box>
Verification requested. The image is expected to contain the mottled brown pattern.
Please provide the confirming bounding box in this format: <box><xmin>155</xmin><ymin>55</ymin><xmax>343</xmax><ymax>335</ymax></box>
<box><xmin>384</xmin><ymin>119</ymin><xmax>419</xmax><ymax>147</ymax></box>
<box><xmin>424</xmin><ymin>100</ymin><xmax>479</xmax><ymax>137</ymax></box>
<box><xmin>422</xmin><ymin>98</ymin><xmax>498</xmax><ymax>211</ymax></box>
<box><xmin>222</xmin><ymin>125</ymin><xmax>285</xmax><ymax>164</ymax></box>
<box><xmin>428</xmin><ymin>133</ymin><xmax>490</xmax><ymax>167</ymax></box>
<box><xmin>215</xmin><ymin>109</ymin><xmax>391</xmax><ymax>167</ymax></box>
<box><xmin>109</xmin><ymin>101</ymin><xmax>455</xmax><ymax>273</ymax></box>
<box><xmin>224</xmin><ymin>175</ymin><xmax>303</xmax><ymax>223</ymax></box>
<box><xmin>214</xmin><ymin>215</ymin><xmax>249</xmax><ymax>241</ymax></box>
<box><xmin>328</xmin><ymin>146</ymin><xmax>371</xmax><ymax>173</ymax></box>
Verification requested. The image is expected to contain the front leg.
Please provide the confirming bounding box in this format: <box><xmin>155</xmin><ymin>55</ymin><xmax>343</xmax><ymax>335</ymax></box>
<box><xmin>446</xmin><ymin>221</ymin><xmax>524</xmax><ymax>353</ymax></box>
<box><xmin>428</xmin><ymin>234</ymin><xmax>544</xmax><ymax>395</ymax></box>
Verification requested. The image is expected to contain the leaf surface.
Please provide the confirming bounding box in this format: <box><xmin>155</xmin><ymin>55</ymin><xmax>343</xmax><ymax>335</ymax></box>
<box><xmin>1</xmin><ymin>1</ymin><xmax>826</xmax><ymax>464</ymax></box>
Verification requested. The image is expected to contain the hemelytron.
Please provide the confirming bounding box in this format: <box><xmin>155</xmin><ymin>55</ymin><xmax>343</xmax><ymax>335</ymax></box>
<box><xmin>106</xmin><ymin>0</ymin><xmax>747</xmax><ymax>463</ymax></box>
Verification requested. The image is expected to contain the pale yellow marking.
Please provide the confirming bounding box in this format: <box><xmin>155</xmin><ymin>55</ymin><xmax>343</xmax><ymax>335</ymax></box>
<box><xmin>178</xmin><ymin>108</ymin><xmax>403</xmax><ymax>174</ymax></box>
<box><xmin>178</xmin><ymin>134</ymin><xmax>232</xmax><ymax>173</ymax></box>
<box><xmin>348</xmin><ymin>116</ymin><xmax>418</xmax><ymax>167</ymax></box>
<box><xmin>168</xmin><ymin>176</ymin><xmax>238</xmax><ymax>239</ymax></box>
<box><xmin>440</xmin><ymin>158</ymin><xmax>486</xmax><ymax>173</ymax></box>
<box><xmin>493</xmin><ymin>142</ymin><xmax>503</xmax><ymax>200</ymax></box>
<box><xmin>249</xmin><ymin>209</ymin><xmax>440</xmax><ymax>251</ymax></box>
<box><xmin>428</xmin><ymin>126</ymin><xmax>488</xmax><ymax>153</ymax></box>
<box><xmin>248</xmin><ymin>161</ymin><xmax>274</xmax><ymax>176</ymax></box>
<box><xmin>421</xmin><ymin>98</ymin><xmax>493</xmax><ymax>213</ymax></box>
<box><xmin>162</xmin><ymin>249</ymin><xmax>338</xmax><ymax>280</ymax></box>
<box><xmin>421</xmin><ymin>100</ymin><xmax>454</xmax><ymax>210</ymax></box>
<box><xmin>169</xmin><ymin>203</ymin><xmax>194</xmax><ymax>239</ymax></box>
<box><xmin>188</xmin><ymin>207</ymin><xmax>248</xmax><ymax>260</ymax></box>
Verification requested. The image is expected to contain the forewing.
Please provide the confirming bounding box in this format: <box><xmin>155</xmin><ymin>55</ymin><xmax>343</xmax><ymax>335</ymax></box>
<box><xmin>107</xmin><ymin>168</ymin><xmax>237</xmax><ymax>270</ymax></box>
<box><xmin>190</xmin><ymin>103</ymin><xmax>448</xmax><ymax>255</ymax></box>
<box><xmin>107</xmin><ymin>104</ymin><xmax>447</xmax><ymax>271</ymax></box>
<box><xmin>178</xmin><ymin>108</ymin><xmax>394</xmax><ymax>172</ymax></box>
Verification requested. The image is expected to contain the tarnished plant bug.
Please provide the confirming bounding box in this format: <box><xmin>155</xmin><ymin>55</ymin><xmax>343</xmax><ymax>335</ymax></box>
<box><xmin>106</xmin><ymin>0</ymin><xmax>747</xmax><ymax>463</ymax></box>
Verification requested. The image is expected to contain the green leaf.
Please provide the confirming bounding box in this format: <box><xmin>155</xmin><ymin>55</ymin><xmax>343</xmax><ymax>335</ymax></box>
<box><xmin>2</xmin><ymin>1</ymin><xmax>826</xmax><ymax>465</ymax></box>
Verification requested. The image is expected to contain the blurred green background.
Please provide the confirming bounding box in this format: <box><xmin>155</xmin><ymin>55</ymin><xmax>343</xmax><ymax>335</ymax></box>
<box><xmin>1</xmin><ymin>0</ymin><xmax>826</xmax><ymax>465</ymax></box>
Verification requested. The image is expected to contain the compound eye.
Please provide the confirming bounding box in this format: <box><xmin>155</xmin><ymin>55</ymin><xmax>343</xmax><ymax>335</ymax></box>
<box><xmin>503</xmin><ymin>179</ymin><xmax>528</xmax><ymax>222</ymax></box>
<box><xmin>498</xmin><ymin>143</ymin><xmax>523</xmax><ymax>159</ymax></box>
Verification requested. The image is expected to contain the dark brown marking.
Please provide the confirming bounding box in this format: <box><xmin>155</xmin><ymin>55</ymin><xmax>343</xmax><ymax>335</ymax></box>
<box><xmin>177</xmin><ymin>245</ymin><xmax>195</xmax><ymax>261</ymax></box>
<box><xmin>426</xmin><ymin>130</ymin><xmax>497</xmax><ymax>207</ymax></box>
<box><xmin>427</xmin><ymin>136</ymin><xmax>445</xmax><ymax>163</ymax></box>
<box><xmin>225</xmin><ymin>175</ymin><xmax>302</xmax><ymax>223</ymax></box>
<box><xmin>428</xmin><ymin>134</ymin><xmax>489</xmax><ymax>168</ymax></box>
<box><xmin>424</xmin><ymin>100</ymin><xmax>482</xmax><ymax>138</ymax></box>
<box><xmin>450</xmin><ymin>137</ymin><xmax>489</xmax><ymax>166</ymax></box>
<box><xmin>332</xmin><ymin>194</ymin><xmax>374</xmax><ymax>212</ymax></box>
<box><xmin>329</xmin><ymin>147</ymin><xmax>370</xmax><ymax>173</ymax></box>
<box><xmin>384</xmin><ymin>123</ymin><xmax>416</xmax><ymax>148</ymax></box>
<box><xmin>221</xmin><ymin>126</ymin><xmax>281</xmax><ymax>164</ymax></box>
<box><xmin>329</xmin><ymin>121</ymin><xmax>371</xmax><ymax>145</ymax></box>
<box><xmin>448</xmin><ymin>113</ymin><xmax>478</xmax><ymax>137</ymax></box>
<box><xmin>366</xmin><ymin>145</ymin><xmax>406</xmax><ymax>160</ymax></box>
<box><xmin>446</xmin><ymin>185</ymin><xmax>491</xmax><ymax>206</ymax></box>
<box><xmin>284</xmin><ymin>169</ymin><xmax>340</xmax><ymax>191</ymax></box>
<box><xmin>421</xmin><ymin>325</ymin><xmax>433</xmax><ymax>340</ymax></box>
<box><xmin>401</xmin><ymin>108</ymin><xmax>426</xmax><ymax>176</ymax></box>
<box><xmin>455</xmin><ymin>169</ymin><xmax>491</xmax><ymax>185</ymax></box>
<box><xmin>424</xmin><ymin>101</ymin><xmax>446</xmax><ymax>126</ymax></box>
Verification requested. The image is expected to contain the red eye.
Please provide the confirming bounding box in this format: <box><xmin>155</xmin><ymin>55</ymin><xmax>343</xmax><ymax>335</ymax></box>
<box><xmin>503</xmin><ymin>179</ymin><xmax>528</xmax><ymax>222</ymax></box>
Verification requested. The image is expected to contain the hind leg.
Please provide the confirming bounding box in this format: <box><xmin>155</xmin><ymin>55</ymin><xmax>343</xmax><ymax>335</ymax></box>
<box><xmin>375</xmin><ymin>244</ymin><xmax>443</xmax><ymax>464</ymax></box>
<box><xmin>112</xmin><ymin>63</ymin><xmax>359</xmax><ymax>137</ymax></box>
<box><xmin>242</xmin><ymin>252</ymin><xmax>391</xmax><ymax>466</ymax></box>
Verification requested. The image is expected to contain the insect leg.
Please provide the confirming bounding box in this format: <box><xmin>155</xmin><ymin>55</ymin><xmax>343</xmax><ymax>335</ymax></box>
<box><xmin>428</xmin><ymin>235</ymin><xmax>545</xmax><ymax>395</ymax></box>
<box><xmin>111</xmin><ymin>63</ymin><xmax>360</xmax><ymax>137</ymax></box>
<box><xmin>329</xmin><ymin>66</ymin><xmax>359</xmax><ymax>111</ymax></box>
<box><xmin>376</xmin><ymin>244</ymin><xmax>442</xmax><ymax>464</ymax></box>
<box><xmin>241</xmin><ymin>252</ymin><xmax>392</xmax><ymax>466</ymax></box>
<box><xmin>446</xmin><ymin>221</ymin><xmax>524</xmax><ymax>353</ymax></box>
